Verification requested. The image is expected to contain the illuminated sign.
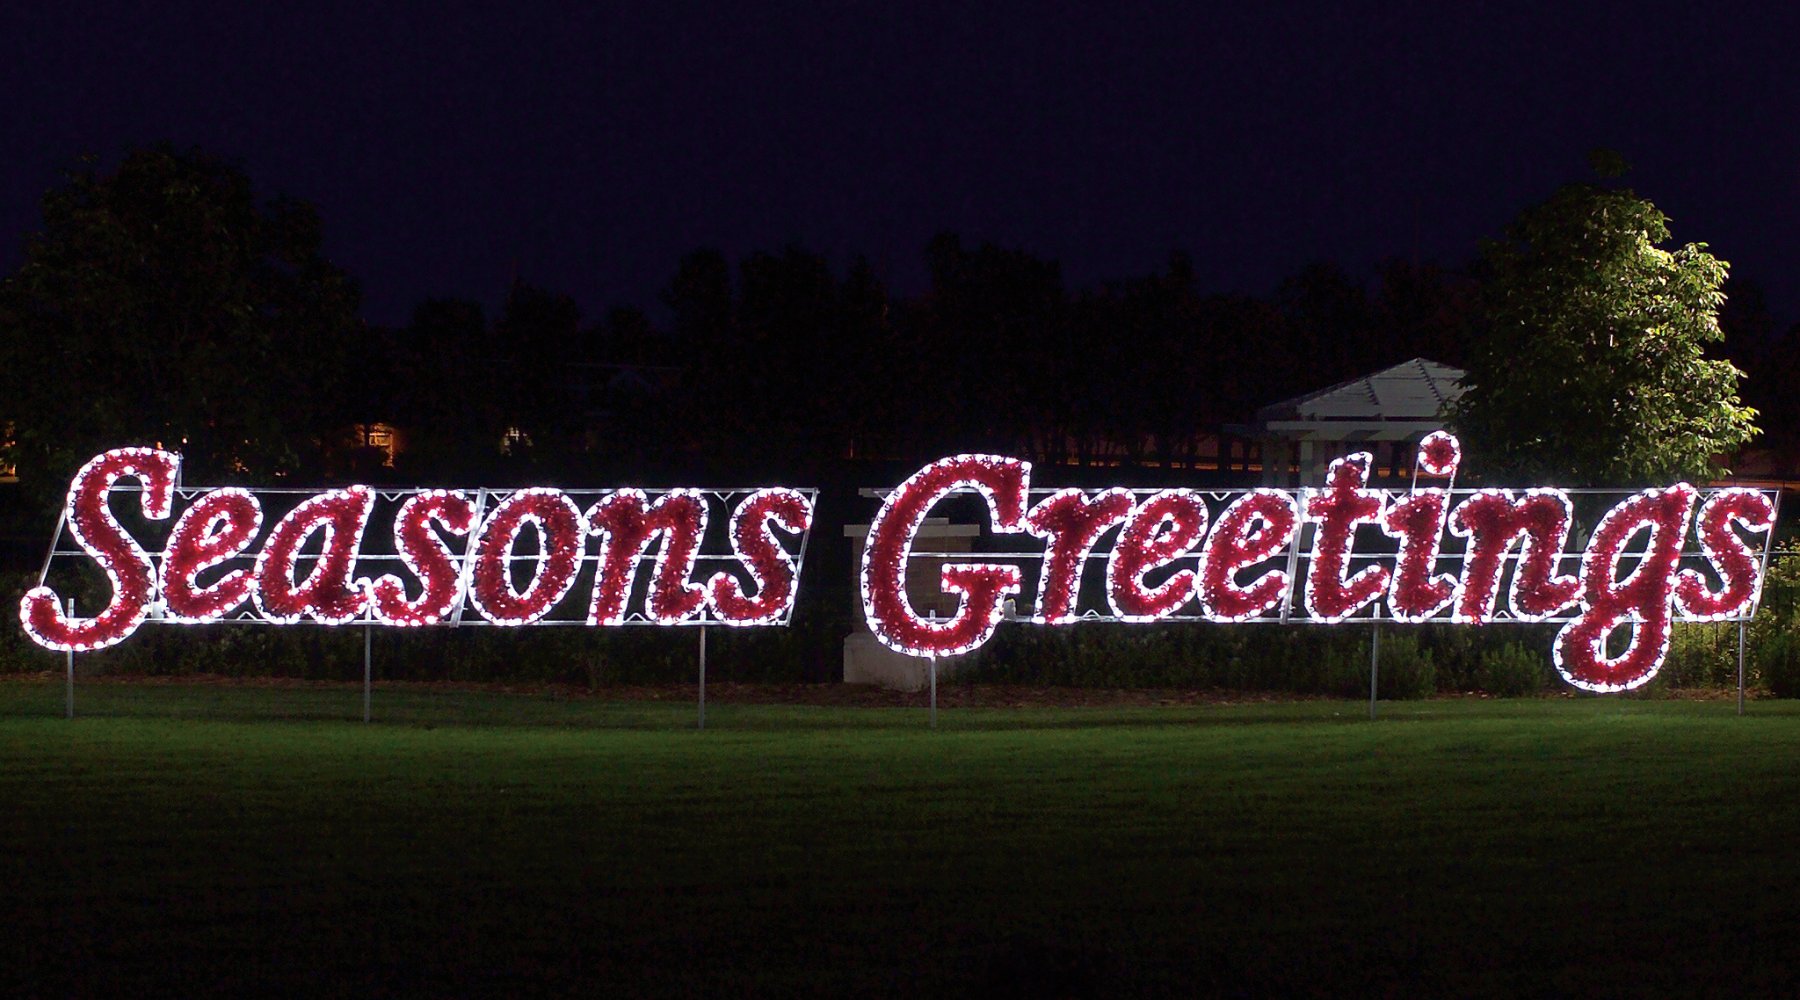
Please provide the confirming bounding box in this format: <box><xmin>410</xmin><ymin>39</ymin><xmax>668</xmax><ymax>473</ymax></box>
<box><xmin>21</xmin><ymin>448</ymin><xmax>816</xmax><ymax>652</ymax></box>
<box><xmin>20</xmin><ymin>436</ymin><xmax>1782</xmax><ymax>695</ymax></box>
<box><xmin>860</xmin><ymin>434</ymin><xmax>1779</xmax><ymax>692</ymax></box>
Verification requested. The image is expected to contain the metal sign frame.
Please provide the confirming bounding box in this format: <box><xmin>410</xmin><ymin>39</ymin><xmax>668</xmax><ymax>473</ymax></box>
<box><xmin>34</xmin><ymin>484</ymin><xmax>820</xmax><ymax>628</ymax></box>
<box><xmin>865</xmin><ymin>484</ymin><xmax>1783</xmax><ymax>626</ymax></box>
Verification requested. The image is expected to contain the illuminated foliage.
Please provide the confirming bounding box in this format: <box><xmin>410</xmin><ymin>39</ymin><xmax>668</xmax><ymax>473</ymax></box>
<box><xmin>1453</xmin><ymin>173</ymin><xmax>1757</xmax><ymax>485</ymax></box>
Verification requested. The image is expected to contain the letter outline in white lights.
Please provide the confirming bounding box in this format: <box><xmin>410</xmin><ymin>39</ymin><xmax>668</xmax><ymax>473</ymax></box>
<box><xmin>22</xmin><ymin>451</ymin><xmax>818</xmax><ymax>646</ymax></box>
<box><xmin>859</xmin><ymin>433</ymin><xmax>1779</xmax><ymax>692</ymax></box>
<box><xmin>21</xmin><ymin>436</ymin><xmax>1783</xmax><ymax>694</ymax></box>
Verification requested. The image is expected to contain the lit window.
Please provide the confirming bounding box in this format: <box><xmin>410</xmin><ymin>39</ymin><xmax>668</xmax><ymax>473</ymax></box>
<box><xmin>357</xmin><ymin>422</ymin><xmax>400</xmax><ymax>467</ymax></box>
<box><xmin>500</xmin><ymin>426</ymin><xmax>532</xmax><ymax>456</ymax></box>
<box><xmin>0</xmin><ymin>421</ymin><xmax>15</xmax><ymax>481</ymax></box>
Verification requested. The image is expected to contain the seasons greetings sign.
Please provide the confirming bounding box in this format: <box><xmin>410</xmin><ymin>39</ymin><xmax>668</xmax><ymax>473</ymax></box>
<box><xmin>21</xmin><ymin>434</ymin><xmax>1781</xmax><ymax>693</ymax></box>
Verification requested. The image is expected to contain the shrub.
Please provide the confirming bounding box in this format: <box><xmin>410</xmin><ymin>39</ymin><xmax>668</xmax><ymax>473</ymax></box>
<box><xmin>1373</xmin><ymin>631</ymin><xmax>1435</xmax><ymax>700</ymax></box>
<box><xmin>1750</xmin><ymin>553</ymin><xmax>1800</xmax><ymax>696</ymax></box>
<box><xmin>1757</xmin><ymin>629</ymin><xmax>1800</xmax><ymax>699</ymax></box>
<box><xmin>0</xmin><ymin>571</ymin><xmax>59</xmax><ymax>674</ymax></box>
<box><xmin>1658</xmin><ymin>623</ymin><xmax>1738</xmax><ymax>689</ymax></box>
<box><xmin>1476</xmin><ymin>641</ymin><xmax>1548</xmax><ymax>697</ymax></box>
<box><xmin>1418</xmin><ymin>624</ymin><xmax>1479</xmax><ymax>692</ymax></box>
<box><xmin>1302</xmin><ymin>633</ymin><xmax>1365</xmax><ymax>697</ymax></box>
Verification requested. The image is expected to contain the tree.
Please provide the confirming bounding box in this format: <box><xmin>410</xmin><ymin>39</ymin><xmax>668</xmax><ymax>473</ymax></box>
<box><xmin>490</xmin><ymin>281</ymin><xmax>584</xmax><ymax>464</ymax></box>
<box><xmin>1371</xmin><ymin>258</ymin><xmax>1475</xmax><ymax>369</ymax></box>
<box><xmin>920</xmin><ymin>233</ymin><xmax>1070</xmax><ymax>461</ymax></box>
<box><xmin>1276</xmin><ymin>260</ymin><xmax>1375</xmax><ymax>390</ymax></box>
<box><xmin>1747</xmin><ymin>320</ymin><xmax>1800</xmax><ymax>461</ymax></box>
<box><xmin>0</xmin><ymin>145</ymin><xmax>362</xmax><ymax>503</ymax></box>
<box><xmin>388</xmin><ymin>298</ymin><xmax>505</xmax><ymax>479</ymax></box>
<box><xmin>666</xmin><ymin>245</ymin><xmax>897</xmax><ymax>476</ymax></box>
<box><xmin>1451</xmin><ymin>174</ymin><xmax>1756</xmax><ymax>486</ymax></box>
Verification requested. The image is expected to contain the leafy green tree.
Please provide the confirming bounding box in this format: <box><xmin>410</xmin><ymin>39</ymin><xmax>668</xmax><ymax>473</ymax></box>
<box><xmin>1452</xmin><ymin>172</ymin><xmax>1757</xmax><ymax>486</ymax></box>
<box><xmin>0</xmin><ymin>145</ymin><xmax>362</xmax><ymax>504</ymax></box>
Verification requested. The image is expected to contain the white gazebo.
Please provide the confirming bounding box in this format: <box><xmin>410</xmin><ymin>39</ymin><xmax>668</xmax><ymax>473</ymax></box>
<box><xmin>1228</xmin><ymin>357</ymin><xmax>1466</xmax><ymax>486</ymax></box>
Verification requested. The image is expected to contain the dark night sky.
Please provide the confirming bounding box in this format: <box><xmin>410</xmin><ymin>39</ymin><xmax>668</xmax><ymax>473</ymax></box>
<box><xmin>2</xmin><ymin>2</ymin><xmax>1797</xmax><ymax>331</ymax></box>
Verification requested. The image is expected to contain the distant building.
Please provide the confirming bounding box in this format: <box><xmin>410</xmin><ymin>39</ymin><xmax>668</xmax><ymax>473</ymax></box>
<box><xmin>1228</xmin><ymin>357</ymin><xmax>1465</xmax><ymax>486</ymax></box>
<box><xmin>0</xmin><ymin>421</ymin><xmax>14</xmax><ymax>482</ymax></box>
<box><xmin>350</xmin><ymin>422</ymin><xmax>402</xmax><ymax>467</ymax></box>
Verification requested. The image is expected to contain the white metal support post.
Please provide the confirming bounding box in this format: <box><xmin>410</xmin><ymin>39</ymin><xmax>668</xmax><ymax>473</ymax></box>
<box><xmin>64</xmin><ymin>597</ymin><xmax>74</xmax><ymax>720</ymax></box>
<box><xmin>928</xmin><ymin>654</ymin><xmax>937</xmax><ymax>729</ymax></box>
<box><xmin>698</xmin><ymin>626</ymin><xmax>707</xmax><ymax>730</ymax></box>
<box><xmin>1738</xmin><ymin>621</ymin><xmax>1747</xmax><ymax>717</ymax></box>
<box><xmin>925</xmin><ymin>608</ymin><xmax>938</xmax><ymax>729</ymax></box>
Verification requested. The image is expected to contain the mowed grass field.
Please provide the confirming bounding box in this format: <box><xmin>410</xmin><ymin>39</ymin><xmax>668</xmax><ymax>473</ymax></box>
<box><xmin>5</xmin><ymin>679</ymin><xmax>1800</xmax><ymax>997</ymax></box>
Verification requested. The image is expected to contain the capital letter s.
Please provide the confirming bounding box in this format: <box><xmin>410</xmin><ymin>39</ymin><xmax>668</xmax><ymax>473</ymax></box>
<box><xmin>21</xmin><ymin>448</ymin><xmax>181</xmax><ymax>651</ymax></box>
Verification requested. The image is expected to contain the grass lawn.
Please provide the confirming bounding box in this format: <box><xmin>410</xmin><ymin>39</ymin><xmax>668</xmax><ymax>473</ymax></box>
<box><xmin>4</xmin><ymin>678</ymin><xmax>1800</xmax><ymax>997</ymax></box>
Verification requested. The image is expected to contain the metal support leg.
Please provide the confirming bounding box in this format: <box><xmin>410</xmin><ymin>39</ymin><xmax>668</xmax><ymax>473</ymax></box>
<box><xmin>1369</xmin><ymin>622</ymin><xmax>1380</xmax><ymax>721</ymax></box>
<box><xmin>698</xmin><ymin>627</ymin><xmax>707</xmax><ymax>730</ymax></box>
<box><xmin>1738</xmin><ymin>621</ymin><xmax>1747</xmax><ymax>717</ymax></box>
<box><xmin>65</xmin><ymin>598</ymin><xmax>75</xmax><ymax>720</ymax></box>
<box><xmin>363</xmin><ymin>625</ymin><xmax>372</xmax><ymax>724</ymax></box>
<box><xmin>929</xmin><ymin>655</ymin><xmax>937</xmax><ymax>729</ymax></box>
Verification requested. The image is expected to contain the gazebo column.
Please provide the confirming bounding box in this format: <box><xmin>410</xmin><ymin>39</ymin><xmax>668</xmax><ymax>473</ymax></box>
<box><xmin>1260</xmin><ymin>438</ymin><xmax>1286</xmax><ymax>486</ymax></box>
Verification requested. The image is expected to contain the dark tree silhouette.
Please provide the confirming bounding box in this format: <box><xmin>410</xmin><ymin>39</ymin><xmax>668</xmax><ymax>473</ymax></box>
<box><xmin>491</xmin><ymin>282</ymin><xmax>585</xmax><ymax>465</ymax></box>
<box><xmin>0</xmin><ymin>145</ymin><xmax>362</xmax><ymax>505</ymax></box>
<box><xmin>1370</xmin><ymin>258</ymin><xmax>1474</xmax><ymax>368</ymax></box>
<box><xmin>1276</xmin><ymin>261</ymin><xmax>1374</xmax><ymax>393</ymax></box>
<box><xmin>389</xmin><ymin>298</ymin><xmax>505</xmax><ymax>479</ymax></box>
<box><xmin>919</xmin><ymin>233</ymin><xmax>1070</xmax><ymax>462</ymax></box>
